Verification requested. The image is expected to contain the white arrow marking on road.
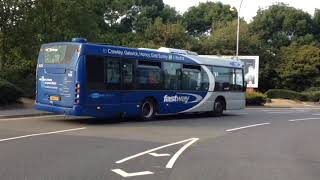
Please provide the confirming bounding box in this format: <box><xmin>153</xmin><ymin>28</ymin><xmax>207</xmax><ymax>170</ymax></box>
<box><xmin>226</xmin><ymin>123</ymin><xmax>270</xmax><ymax>132</ymax></box>
<box><xmin>111</xmin><ymin>169</ymin><xmax>154</xmax><ymax>177</ymax></box>
<box><xmin>148</xmin><ymin>152</ymin><xmax>170</xmax><ymax>157</ymax></box>
<box><xmin>116</xmin><ymin>137</ymin><xmax>199</xmax><ymax>164</ymax></box>
<box><xmin>166</xmin><ymin>138</ymin><xmax>199</xmax><ymax>168</ymax></box>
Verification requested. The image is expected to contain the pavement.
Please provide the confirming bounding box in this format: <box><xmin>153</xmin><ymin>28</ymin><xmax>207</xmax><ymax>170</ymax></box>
<box><xmin>0</xmin><ymin>98</ymin><xmax>53</xmax><ymax>119</ymax></box>
<box><xmin>0</xmin><ymin>108</ymin><xmax>52</xmax><ymax>119</ymax></box>
<box><xmin>264</xmin><ymin>98</ymin><xmax>320</xmax><ymax>108</ymax></box>
<box><xmin>0</xmin><ymin>107</ymin><xmax>320</xmax><ymax>180</ymax></box>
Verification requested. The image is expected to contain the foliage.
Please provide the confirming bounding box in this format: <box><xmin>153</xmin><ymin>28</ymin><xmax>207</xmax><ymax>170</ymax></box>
<box><xmin>302</xmin><ymin>87</ymin><xmax>320</xmax><ymax>102</ymax></box>
<box><xmin>245</xmin><ymin>92</ymin><xmax>267</xmax><ymax>105</ymax></box>
<box><xmin>302</xmin><ymin>91</ymin><xmax>320</xmax><ymax>102</ymax></box>
<box><xmin>200</xmin><ymin>20</ymin><xmax>261</xmax><ymax>55</ymax></box>
<box><xmin>265</xmin><ymin>89</ymin><xmax>308</xmax><ymax>101</ymax></box>
<box><xmin>248</xmin><ymin>3</ymin><xmax>319</xmax><ymax>91</ymax></box>
<box><xmin>182</xmin><ymin>2</ymin><xmax>236</xmax><ymax>36</ymax></box>
<box><xmin>277</xmin><ymin>45</ymin><xmax>320</xmax><ymax>91</ymax></box>
<box><xmin>144</xmin><ymin>18</ymin><xmax>189</xmax><ymax>48</ymax></box>
<box><xmin>0</xmin><ymin>79</ymin><xmax>24</xmax><ymax>105</ymax></box>
<box><xmin>313</xmin><ymin>9</ymin><xmax>320</xmax><ymax>38</ymax></box>
<box><xmin>250</xmin><ymin>3</ymin><xmax>314</xmax><ymax>48</ymax></box>
<box><xmin>0</xmin><ymin>0</ymin><xmax>320</xmax><ymax>99</ymax></box>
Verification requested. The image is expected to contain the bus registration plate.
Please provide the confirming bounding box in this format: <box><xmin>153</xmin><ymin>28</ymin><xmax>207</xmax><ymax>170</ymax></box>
<box><xmin>49</xmin><ymin>96</ymin><xmax>61</xmax><ymax>101</ymax></box>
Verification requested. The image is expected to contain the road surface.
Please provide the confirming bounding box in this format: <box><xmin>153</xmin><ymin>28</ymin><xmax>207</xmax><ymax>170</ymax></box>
<box><xmin>0</xmin><ymin>107</ymin><xmax>320</xmax><ymax>180</ymax></box>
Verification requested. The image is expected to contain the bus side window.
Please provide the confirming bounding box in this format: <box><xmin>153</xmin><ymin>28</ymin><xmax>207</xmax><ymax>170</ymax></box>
<box><xmin>235</xmin><ymin>68</ymin><xmax>244</xmax><ymax>91</ymax></box>
<box><xmin>163</xmin><ymin>62</ymin><xmax>182</xmax><ymax>90</ymax></box>
<box><xmin>122</xmin><ymin>60</ymin><xmax>135</xmax><ymax>90</ymax></box>
<box><xmin>200</xmin><ymin>67</ymin><xmax>209</xmax><ymax>91</ymax></box>
<box><xmin>182</xmin><ymin>66</ymin><xmax>201</xmax><ymax>91</ymax></box>
<box><xmin>212</xmin><ymin>66</ymin><xmax>235</xmax><ymax>91</ymax></box>
<box><xmin>105</xmin><ymin>58</ymin><xmax>121</xmax><ymax>90</ymax></box>
<box><xmin>137</xmin><ymin>66</ymin><xmax>162</xmax><ymax>90</ymax></box>
<box><xmin>86</xmin><ymin>56</ymin><xmax>105</xmax><ymax>91</ymax></box>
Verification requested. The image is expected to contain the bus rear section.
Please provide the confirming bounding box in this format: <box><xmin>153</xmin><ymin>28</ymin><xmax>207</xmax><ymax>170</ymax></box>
<box><xmin>35</xmin><ymin>43</ymin><xmax>81</xmax><ymax>115</ymax></box>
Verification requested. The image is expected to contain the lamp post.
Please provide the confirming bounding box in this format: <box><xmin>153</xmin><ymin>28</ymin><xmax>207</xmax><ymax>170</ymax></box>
<box><xmin>230</xmin><ymin>0</ymin><xmax>244</xmax><ymax>60</ymax></box>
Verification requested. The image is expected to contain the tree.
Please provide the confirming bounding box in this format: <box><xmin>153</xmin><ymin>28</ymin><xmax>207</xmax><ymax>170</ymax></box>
<box><xmin>250</xmin><ymin>3</ymin><xmax>314</xmax><ymax>49</ymax></box>
<box><xmin>278</xmin><ymin>45</ymin><xmax>320</xmax><ymax>91</ymax></box>
<box><xmin>200</xmin><ymin>20</ymin><xmax>260</xmax><ymax>55</ymax></box>
<box><xmin>182</xmin><ymin>1</ymin><xmax>236</xmax><ymax>36</ymax></box>
<box><xmin>28</xmin><ymin>0</ymin><xmax>104</xmax><ymax>43</ymax></box>
<box><xmin>133</xmin><ymin>3</ymin><xmax>180</xmax><ymax>33</ymax></box>
<box><xmin>0</xmin><ymin>0</ymin><xmax>34</xmax><ymax>69</ymax></box>
<box><xmin>144</xmin><ymin>18</ymin><xmax>189</xmax><ymax>49</ymax></box>
<box><xmin>314</xmin><ymin>9</ymin><xmax>320</xmax><ymax>39</ymax></box>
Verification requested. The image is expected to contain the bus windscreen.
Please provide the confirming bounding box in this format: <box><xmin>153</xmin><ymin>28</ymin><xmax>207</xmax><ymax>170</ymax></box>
<box><xmin>44</xmin><ymin>45</ymin><xmax>78</xmax><ymax>64</ymax></box>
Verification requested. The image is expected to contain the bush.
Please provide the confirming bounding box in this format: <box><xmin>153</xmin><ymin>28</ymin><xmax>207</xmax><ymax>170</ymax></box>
<box><xmin>265</xmin><ymin>89</ymin><xmax>308</xmax><ymax>101</ymax></box>
<box><xmin>305</xmin><ymin>87</ymin><xmax>320</xmax><ymax>92</ymax></box>
<box><xmin>0</xmin><ymin>60</ymin><xmax>36</xmax><ymax>98</ymax></box>
<box><xmin>246</xmin><ymin>92</ymin><xmax>268</xmax><ymax>105</ymax></box>
<box><xmin>0</xmin><ymin>79</ymin><xmax>24</xmax><ymax>105</ymax></box>
<box><xmin>302</xmin><ymin>91</ymin><xmax>320</xmax><ymax>102</ymax></box>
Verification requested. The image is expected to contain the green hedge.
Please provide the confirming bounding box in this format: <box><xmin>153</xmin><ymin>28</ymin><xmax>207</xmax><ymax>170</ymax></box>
<box><xmin>0</xmin><ymin>61</ymin><xmax>36</xmax><ymax>98</ymax></box>
<box><xmin>246</xmin><ymin>92</ymin><xmax>268</xmax><ymax>105</ymax></box>
<box><xmin>302</xmin><ymin>91</ymin><xmax>320</xmax><ymax>102</ymax></box>
<box><xmin>0</xmin><ymin>79</ymin><xmax>24</xmax><ymax>105</ymax></box>
<box><xmin>265</xmin><ymin>89</ymin><xmax>308</xmax><ymax>101</ymax></box>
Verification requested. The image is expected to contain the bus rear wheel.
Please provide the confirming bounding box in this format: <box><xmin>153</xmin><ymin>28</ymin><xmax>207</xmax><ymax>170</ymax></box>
<box><xmin>141</xmin><ymin>99</ymin><xmax>155</xmax><ymax>120</ymax></box>
<box><xmin>212</xmin><ymin>99</ymin><xmax>224</xmax><ymax>117</ymax></box>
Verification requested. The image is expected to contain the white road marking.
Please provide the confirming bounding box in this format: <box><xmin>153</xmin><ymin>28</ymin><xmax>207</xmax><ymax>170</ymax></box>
<box><xmin>0</xmin><ymin>115</ymin><xmax>65</xmax><ymax>122</ymax></box>
<box><xmin>312</xmin><ymin>114</ymin><xmax>320</xmax><ymax>116</ymax></box>
<box><xmin>111</xmin><ymin>169</ymin><xmax>153</xmax><ymax>177</ymax></box>
<box><xmin>267</xmin><ymin>111</ymin><xmax>295</xmax><ymax>114</ymax></box>
<box><xmin>0</xmin><ymin>127</ymin><xmax>86</xmax><ymax>142</ymax></box>
<box><xmin>116</xmin><ymin>137</ymin><xmax>198</xmax><ymax>164</ymax></box>
<box><xmin>148</xmin><ymin>152</ymin><xmax>170</xmax><ymax>157</ymax></box>
<box><xmin>166</xmin><ymin>138</ymin><xmax>199</xmax><ymax>168</ymax></box>
<box><xmin>247</xmin><ymin>107</ymin><xmax>320</xmax><ymax>110</ymax></box>
<box><xmin>262</xmin><ymin>109</ymin><xmax>289</xmax><ymax>112</ymax></box>
<box><xmin>226</xmin><ymin>123</ymin><xmax>270</xmax><ymax>132</ymax></box>
<box><xmin>288</xmin><ymin>118</ymin><xmax>320</xmax><ymax>122</ymax></box>
<box><xmin>266</xmin><ymin>109</ymin><xmax>309</xmax><ymax>114</ymax></box>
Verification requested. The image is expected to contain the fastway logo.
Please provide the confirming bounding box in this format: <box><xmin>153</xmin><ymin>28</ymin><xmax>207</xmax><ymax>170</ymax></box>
<box><xmin>164</xmin><ymin>95</ymin><xmax>189</xmax><ymax>103</ymax></box>
<box><xmin>163</xmin><ymin>93</ymin><xmax>203</xmax><ymax>104</ymax></box>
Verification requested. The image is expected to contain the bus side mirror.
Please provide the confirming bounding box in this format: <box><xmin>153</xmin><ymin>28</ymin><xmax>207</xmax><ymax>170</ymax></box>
<box><xmin>243</xmin><ymin>81</ymin><xmax>247</xmax><ymax>92</ymax></box>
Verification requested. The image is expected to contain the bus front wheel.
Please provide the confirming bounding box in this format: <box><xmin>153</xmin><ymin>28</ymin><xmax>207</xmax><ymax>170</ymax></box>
<box><xmin>213</xmin><ymin>99</ymin><xmax>224</xmax><ymax>116</ymax></box>
<box><xmin>140</xmin><ymin>99</ymin><xmax>156</xmax><ymax>120</ymax></box>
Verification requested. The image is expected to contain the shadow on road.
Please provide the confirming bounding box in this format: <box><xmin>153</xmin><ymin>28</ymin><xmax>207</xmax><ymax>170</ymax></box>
<box><xmin>45</xmin><ymin>112</ymin><xmax>239</xmax><ymax>125</ymax></box>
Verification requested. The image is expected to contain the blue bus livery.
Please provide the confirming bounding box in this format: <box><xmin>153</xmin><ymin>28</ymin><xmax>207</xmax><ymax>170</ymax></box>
<box><xmin>35</xmin><ymin>38</ymin><xmax>246</xmax><ymax>119</ymax></box>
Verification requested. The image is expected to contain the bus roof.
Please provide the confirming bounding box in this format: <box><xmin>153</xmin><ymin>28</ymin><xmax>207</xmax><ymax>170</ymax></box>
<box><xmin>187</xmin><ymin>55</ymin><xmax>244</xmax><ymax>68</ymax></box>
<box><xmin>43</xmin><ymin>40</ymin><xmax>243</xmax><ymax>68</ymax></box>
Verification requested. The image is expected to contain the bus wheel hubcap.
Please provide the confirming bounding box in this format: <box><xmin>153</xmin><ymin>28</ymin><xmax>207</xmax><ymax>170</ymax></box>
<box><xmin>142</xmin><ymin>102</ymin><xmax>153</xmax><ymax>118</ymax></box>
<box><xmin>215</xmin><ymin>102</ymin><xmax>222</xmax><ymax>112</ymax></box>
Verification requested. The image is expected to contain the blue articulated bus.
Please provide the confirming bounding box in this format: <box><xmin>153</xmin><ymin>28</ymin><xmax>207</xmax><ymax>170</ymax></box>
<box><xmin>35</xmin><ymin>38</ymin><xmax>246</xmax><ymax>119</ymax></box>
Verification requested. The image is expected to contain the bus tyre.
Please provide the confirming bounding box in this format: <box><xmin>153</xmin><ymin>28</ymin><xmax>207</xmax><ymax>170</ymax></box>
<box><xmin>213</xmin><ymin>99</ymin><xmax>224</xmax><ymax>116</ymax></box>
<box><xmin>141</xmin><ymin>99</ymin><xmax>155</xmax><ymax>120</ymax></box>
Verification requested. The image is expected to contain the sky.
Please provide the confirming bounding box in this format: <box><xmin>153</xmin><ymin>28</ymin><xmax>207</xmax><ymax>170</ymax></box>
<box><xmin>163</xmin><ymin>0</ymin><xmax>320</xmax><ymax>22</ymax></box>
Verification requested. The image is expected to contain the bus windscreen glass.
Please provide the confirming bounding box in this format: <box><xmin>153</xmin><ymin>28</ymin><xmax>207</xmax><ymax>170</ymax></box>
<box><xmin>44</xmin><ymin>45</ymin><xmax>78</xmax><ymax>64</ymax></box>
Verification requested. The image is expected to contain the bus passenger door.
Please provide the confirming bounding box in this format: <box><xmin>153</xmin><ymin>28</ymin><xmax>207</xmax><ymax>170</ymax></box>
<box><xmin>120</xmin><ymin>60</ymin><xmax>137</xmax><ymax>116</ymax></box>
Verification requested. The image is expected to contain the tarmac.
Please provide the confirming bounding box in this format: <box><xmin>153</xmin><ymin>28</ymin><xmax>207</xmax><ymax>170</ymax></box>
<box><xmin>0</xmin><ymin>98</ymin><xmax>319</xmax><ymax>119</ymax></box>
